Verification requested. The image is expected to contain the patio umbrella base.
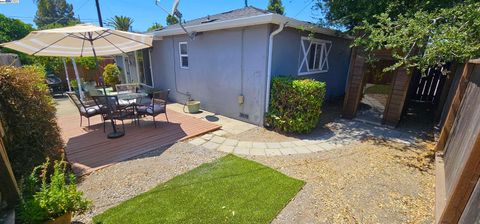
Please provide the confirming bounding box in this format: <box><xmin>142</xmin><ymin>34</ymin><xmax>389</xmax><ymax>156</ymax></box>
<box><xmin>107</xmin><ymin>131</ymin><xmax>125</xmax><ymax>139</ymax></box>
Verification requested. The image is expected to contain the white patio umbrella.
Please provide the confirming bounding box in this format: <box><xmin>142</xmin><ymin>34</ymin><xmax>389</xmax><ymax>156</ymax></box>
<box><xmin>1</xmin><ymin>23</ymin><xmax>153</xmax><ymax>138</ymax></box>
<box><xmin>1</xmin><ymin>23</ymin><xmax>153</xmax><ymax>94</ymax></box>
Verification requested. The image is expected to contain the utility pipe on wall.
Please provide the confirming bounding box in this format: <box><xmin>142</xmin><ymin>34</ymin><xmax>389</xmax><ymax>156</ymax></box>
<box><xmin>265</xmin><ymin>22</ymin><xmax>287</xmax><ymax>112</ymax></box>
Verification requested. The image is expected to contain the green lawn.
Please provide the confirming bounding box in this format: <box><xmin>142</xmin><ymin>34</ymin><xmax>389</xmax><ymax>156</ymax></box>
<box><xmin>365</xmin><ymin>84</ymin><xmax>391</xmax><ymax>95</ymax></box>
<box><xmin>93</xmin><ymin>155</ymin><xmax>305</xmax><ymax>224</ymax></box>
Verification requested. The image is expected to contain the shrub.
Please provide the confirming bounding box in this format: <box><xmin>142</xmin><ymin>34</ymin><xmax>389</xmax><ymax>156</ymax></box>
<box><xmin>0</xmin><ymin>65</ymin><xmax>63</xmax><ymax>181</ymax></box>
<box><xmin>266</xmin><ymin>77</ymin><xmax>326</xmax><ymax>133</ymax></box>
<box><xmin>102</xmin><ymin>64</ymin><xmax>120</xmax><ymax>90</ymax></box>
<box><xmin>18</xmin><ymin>158</ymin><xmax>92</xmax><ymax>223</ymax></box>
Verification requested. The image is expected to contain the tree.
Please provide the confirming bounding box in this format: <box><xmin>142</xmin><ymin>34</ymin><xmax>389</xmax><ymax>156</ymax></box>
<box><xmin>354</xmin><ymin>1</ymin><xmax>480</xmax><ymax>71</ymax></box>
<box><xmin>314</xmin><ymin>0</ymin><xmax>465</xmax><ymax>31</ymax></box>
<box><xmin>0</xmin><ymin>14</ymin><xmax>34</xmax><ymax>64</ymax></box>
<box><xmin>267</xmin><ymin>0</ymin><xmax>284</xmax><ymax>15</ymax></box>
<box><xmin>34</xmin><ymin>0</ymin><xmax>79</xmax><ymax>29</ymax></box>
<box><xmin>166</xmin><ymin>15</ymin><xmax>179</xmax><ymax>26</ymax></box>
<box><xmin>107</xmin><ymin>15</ymin><xmax>134</xmax><ymax>31</ymax></box>
<box><xmin>147</xmin><ymin>22</ymin><xmax>163</xmax><ymax>32</ymax></box>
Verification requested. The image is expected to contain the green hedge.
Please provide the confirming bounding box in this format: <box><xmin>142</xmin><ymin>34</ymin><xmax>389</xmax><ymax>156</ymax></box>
<box><xmin>0</xmin><ymin>65</ymin><xmax>63</xmax><ymax>181</ymax></box>
<box><xmin>266</xmin><ymin>77</ymin><xmax>326</xmax><ymax>133</ymax></box>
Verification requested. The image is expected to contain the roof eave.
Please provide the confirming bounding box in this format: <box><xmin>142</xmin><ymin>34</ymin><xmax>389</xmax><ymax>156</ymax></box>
<box><xmin>152</xmin><ymin>13</ymin><xmax>351</xmax><ymax>40</ymax></box>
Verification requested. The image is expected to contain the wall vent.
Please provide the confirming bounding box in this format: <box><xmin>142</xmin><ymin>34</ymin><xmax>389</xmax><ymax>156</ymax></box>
<box><xmin>239</xmin><ymin>113</ymin><xmax>249</xmax><ymax>119</ymax></box>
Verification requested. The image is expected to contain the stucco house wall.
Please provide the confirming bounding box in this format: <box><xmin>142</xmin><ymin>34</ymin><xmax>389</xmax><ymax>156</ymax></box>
<box><xmin>271</xmin><ymin>27</ymin><xmax>352</xmax><ymax>99</ymax></box>
<box><xmin>151</xmin><ymin>25</ymin><xmax>270</xmax><ymax>125</ymax></box>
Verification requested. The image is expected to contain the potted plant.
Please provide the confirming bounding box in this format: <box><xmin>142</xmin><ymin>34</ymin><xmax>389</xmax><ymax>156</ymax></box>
<box><xmin>186</xmin><ymin>100</ymin><xmax>201</xmax><ymax>113</ymax></box>
<box><xmin>103</xmin><ymin>64</ymin><xmax>121</xmax><ymax>91</ymax></box>
<box><xmin>18</xmin><ymin>158</ymin><xmax>91</xmax><ymax>224</ymax></box>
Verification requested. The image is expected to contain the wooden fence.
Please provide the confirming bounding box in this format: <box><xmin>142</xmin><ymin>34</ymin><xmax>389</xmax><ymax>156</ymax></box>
<box><xmin>342</xmin><ymin>48</ymin><xmax>412</xmax><ymax>126</ymax></box>
<box><xmin>435</xmin><ymin>59</ymin><xmax>480</xmax><ymax>223</ymax></box>
<box><xmin>0</xmin><ymin>120</ymin><xmax>20</xmax><ymax>211</ymax></box>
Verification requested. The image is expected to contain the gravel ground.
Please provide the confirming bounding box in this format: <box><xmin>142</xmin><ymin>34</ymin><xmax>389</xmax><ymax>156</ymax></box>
<box><xmin>72</xmin><ymin>142</ymin><xmax>225</xmax><ymax>223</ymax></box>
<box><xmin>249</xmin><ymin>139</ymin><xmax>435</xmax><ymax>224</ymax></box>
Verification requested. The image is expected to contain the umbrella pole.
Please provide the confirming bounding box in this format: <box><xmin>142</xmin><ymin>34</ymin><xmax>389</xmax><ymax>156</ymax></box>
<box><xmin>91</xmin><ymin>42</ymin><xmax>124</xmax><ymax>139</ymax></box>
<box><xmin>71</xmin><ymin>57</ymin><xmax>84</xmax><ymax>100</ymax></box>
<box><xmin>62</xmin><ymin>58</ymin><xmax>72</xmax><ymax>92</ymax></box>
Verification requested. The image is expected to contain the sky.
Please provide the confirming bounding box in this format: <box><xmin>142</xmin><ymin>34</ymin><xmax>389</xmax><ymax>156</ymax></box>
<box><xmin>0</xmin><ymin>0</ymin><xmax>323</xmax><ymax>32</ymax></box>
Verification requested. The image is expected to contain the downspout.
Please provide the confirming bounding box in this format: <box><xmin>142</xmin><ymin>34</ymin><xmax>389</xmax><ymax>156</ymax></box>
<box><xmin>265</xmin><ymin>22</ymin><xmax>287</xmax><ymax>113</ymax></box>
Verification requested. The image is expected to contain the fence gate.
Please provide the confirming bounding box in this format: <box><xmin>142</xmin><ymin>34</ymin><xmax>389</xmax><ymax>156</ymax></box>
<box><xmin>410</xmin><ymin>64</ymin><xmax>449</xmax><ymax>104</ymax></box>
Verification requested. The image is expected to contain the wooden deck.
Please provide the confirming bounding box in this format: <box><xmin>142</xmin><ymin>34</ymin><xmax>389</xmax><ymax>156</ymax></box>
<box><xmin>59</xmin><ymin>109</ymin><xmax>221</xmax><ymax>176</ymax></box>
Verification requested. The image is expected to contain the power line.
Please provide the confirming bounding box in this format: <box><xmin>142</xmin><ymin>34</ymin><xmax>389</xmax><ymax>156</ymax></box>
<box><xmin>294</xmin><ymin>0</ymin><xmax>314</xmax><ymax>17</ymax></box>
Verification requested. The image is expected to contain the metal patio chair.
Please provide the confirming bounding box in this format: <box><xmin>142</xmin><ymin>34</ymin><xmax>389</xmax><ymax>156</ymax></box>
<box><xmin>92</xmin><ymin>95</ymin><xmax>135</xmax><ymax>133</ymax></box>
<box><xmin>67</xmin><ymin>92</ymin><xmax>101</xmax><ymax>127</ymax></box>
<box><xmin>137</xmin><ymin>90</ymin><xmax>169</xmax><ymax>128</ymax></box>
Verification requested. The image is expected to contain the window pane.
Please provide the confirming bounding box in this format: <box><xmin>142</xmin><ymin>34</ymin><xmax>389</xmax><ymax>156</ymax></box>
<box><xmin>136</xmin><ymin>50</ymin><xmax>145</xmax><ymax>84</ymax></box>
<box><xmin>181</xmin><ymin>56</ymin><xmax>189</xmax><ymax>68</ymax></box>
<box><xmin>142</xmin><ymin>49</ymin><xmax>153</xmax><ymax>86</ymax></box>
<box><xmin>314</xmin><ymin>44</ymin><xmax>322</xmax><ymax>70</ymax></box>
<box><xmin>180</xmin><ymin>43</ymin><xmax>188</xmax><ymax>55</ymax></box>
<box><xmin>308</xmin><ymin>44</ymin><xmax>316</xmax><ymax>70</ymax></box>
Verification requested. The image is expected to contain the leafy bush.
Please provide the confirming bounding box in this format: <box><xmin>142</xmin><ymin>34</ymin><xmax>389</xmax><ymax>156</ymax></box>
<box><xmin>18</xmin><ymin>158</ymin><xmax>91</xmax><ymax>223</ymax></box>
<box><xmin>70</xmin><ymin>79</ymin><xmax>78</xmax><ymax>90</ymax></box>
<box><xmin>266</xmin><ymin>77</ymin><xmax>326</xmax><ymax>133</ymax></box>
<box><xmin>0</xmin><ymin>65</ymin><xmax>63</xmax><ymax>181</ymax></box>
<box><xmin>102</xmin><ymin>64</ymin><xmax>120</xmax><ymax>90</ymax></box>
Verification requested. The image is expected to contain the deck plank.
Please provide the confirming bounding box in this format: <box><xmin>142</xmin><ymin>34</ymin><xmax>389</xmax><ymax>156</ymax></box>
<box><xmin>59</xmin><ymin>109</ymin><xmax>221</xmax><ymax>176</ymax></box>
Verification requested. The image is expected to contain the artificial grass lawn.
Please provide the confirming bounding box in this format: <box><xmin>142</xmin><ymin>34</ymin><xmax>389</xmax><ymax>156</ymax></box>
<box><xmin>93</xmin><ymin>154</ymin><xmax>305</xmax><ymax>224</ymax></box>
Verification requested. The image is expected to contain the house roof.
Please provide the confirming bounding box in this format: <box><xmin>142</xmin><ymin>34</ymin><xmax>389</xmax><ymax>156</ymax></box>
<box><xmin>151</xmin><ymin>6</ymin><xmax>349</xmax><ymax>39</ymax></box>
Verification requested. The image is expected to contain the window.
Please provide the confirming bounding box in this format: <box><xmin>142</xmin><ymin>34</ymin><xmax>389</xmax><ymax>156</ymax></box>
<box><xmin>135</xmin><ymin>49</ymin><xmax>154</xmax><ymax>87</ymax></box>
<box><xmin>179</xmin><ymin>42</ymin><xmax>189</xmax><ymax>69</ymax></box>
<box><xmin>298</xmin><ymin>37</ymin><xmax>332</xmax><ymax>75</ymax></box>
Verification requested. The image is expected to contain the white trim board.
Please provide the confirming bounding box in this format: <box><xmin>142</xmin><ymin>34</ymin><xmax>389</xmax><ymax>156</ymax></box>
<box><xmin>152</xmin><ymin>14</ymin><xmax>351</xmax><ymax>40</ymax></box>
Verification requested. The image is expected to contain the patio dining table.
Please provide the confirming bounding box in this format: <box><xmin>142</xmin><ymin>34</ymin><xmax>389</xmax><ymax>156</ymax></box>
<box><xmin>117</xmin><ymin>92</ymin><xmax>149</xmax><ymax>102</ymax></box>
<box><xmin>116</xmin><ymin>92</ymin><xmax>149</xmax><ymax>124</ymax></box>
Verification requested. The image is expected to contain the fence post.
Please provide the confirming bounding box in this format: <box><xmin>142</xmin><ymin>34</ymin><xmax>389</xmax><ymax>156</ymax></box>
<box><xmin>0</xmin><ymin>119</ymin><xmax>20</xmax><ymax>209</ymax></box>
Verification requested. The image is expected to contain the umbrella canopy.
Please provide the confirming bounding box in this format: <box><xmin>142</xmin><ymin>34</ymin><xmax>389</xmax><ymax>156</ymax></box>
<box><xmin>1</xmin><ymin>24</ymin><xmax>153</xmax><ymax>57</ymax></box>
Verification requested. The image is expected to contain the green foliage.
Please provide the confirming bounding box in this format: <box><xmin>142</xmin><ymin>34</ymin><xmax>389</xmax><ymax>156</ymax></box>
<box><xmin>0</xmin><ymin>66</ymin><xmax>63</xmax><ymax>181</ymax></box>
<box><xmin>31</xmin><ymin>56</ymin><xmax>64</xmax><ymax>74</ymax></box>
<box><xmin>314</xmin><ymin>0</ymin><xmax>464</xmax><ymax>30</ymax></box>
<box><xmin>34</xmin><ymin>0</ymin><xmax>79</xmax><ymax>29</ymax></box>
<box><xmin>108</xmin><ymin>15</ymin><xmax>134</xmax><ymax>31</ymax></box>
<box><xmin>0</xmin><ymin>14</ymin><xmax>33</xmax><ymax>43</ymax></box>
<box><xmin>93</xmin><ymin>155</ymin><xmax>304</xmax><ymax>224</ymax></box>
<box><xmin>18</xmin><ymin>158</ymin><xmax>91</xmax><ymax>223</ymax></box>
<box><xmin>267</xmin><ymin>0</ymin><xmax>284</xmax><ymax>15</ymax></box>
<box><xmin>75</xmin><ymin>57</ymin><xmax>98</xmax><ymax>70</ymax></box>
<box><xmin>267</xmin><ymin>77</ymin><xmax>326</xmax><ymax>133</ymax></box>
<box><xmin>354</xmin><ymin>1</ymin><xmax>480</xmax><ymax>71</ymax></box>
<box><xmin>26</xmin><ymin>64</ymin><xmax>47</xmax><ymax>78</ymax></box>
<box><xmin>166</xmin><ymin>15</ymin><xmax>179</xmax><ymax>26</ymax></box>
<box><xmin>0</xmin><ymin>14</ymin><xmax>35</xmax><ymax>64</ymax></box>
<box><xmin>70</xmin><ymin>79</ymin><xmax>79</xmax><ymax>90</ymax></box>
<box><xmin>103</xmin><ymin>64</ymin><xmax>121</xmax><ymax>89</ymax></box>
<box><xmin>147</xmin><ymin>22</ymin><xmax>163</xmax><ymax>32</ymax></box>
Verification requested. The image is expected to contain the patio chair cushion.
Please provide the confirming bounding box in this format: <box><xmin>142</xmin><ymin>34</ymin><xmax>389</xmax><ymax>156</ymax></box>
<box><xmin>80</xmin><ymin>105</ymin><xmax>100</xmax><ymax>115</ymax></box>
<box><xmin>137</xmin><ymin>104</ymin><xmax>165</xmax><ymax>115</ymax></box>
<box><xmin>118</xmin><ymin>99</ymin><xmax>135</xmax><ymax>106</ymax></box>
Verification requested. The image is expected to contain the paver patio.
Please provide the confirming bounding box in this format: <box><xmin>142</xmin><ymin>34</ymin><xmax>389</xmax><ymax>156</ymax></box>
<box><xmin>188</xmin><ymin>118</ymin><xmax>416</xmax><ymax>157</ymax></box>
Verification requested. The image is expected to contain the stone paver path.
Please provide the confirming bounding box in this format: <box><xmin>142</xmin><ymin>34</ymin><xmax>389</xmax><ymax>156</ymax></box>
<box><xmin>188</xmin><ymin>118</ymin><xmax>416</xmax><ymax>156</ymax></box>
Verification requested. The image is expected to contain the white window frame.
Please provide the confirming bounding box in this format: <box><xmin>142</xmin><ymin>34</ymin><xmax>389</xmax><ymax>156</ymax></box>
<box><xmin>132</xmin><ymin>50</ymin><xmax>155</xmax><ymax>87</ymax></box>
<box><xmin>148</xmin><ymin>49</ymin><xmax>155</xmax><ymax>87</ymax></box>
<box><xmin>179</xmin><ymin>42</ymin><xmax>189</xmax><ymax>69</ymax></box>
<box><xmin>298</xmin><ymin>37</ymin><xmax>332</xmax><ymax>76</ymax></box>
